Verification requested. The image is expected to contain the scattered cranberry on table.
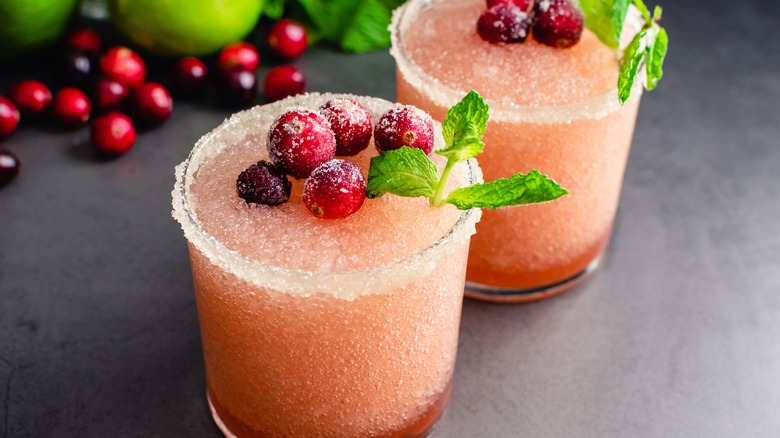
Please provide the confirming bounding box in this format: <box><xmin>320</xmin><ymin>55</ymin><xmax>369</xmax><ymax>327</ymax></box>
<box><xmin>52</xmin><ymin>88</ymin><xmax>92</xmax><ymax>127</ymax></box>
<box><xmin>0</xmin><ymin>149</ymin><xmax>20</xmax><ymax>189</ymax></box>
<box><xmin>92</xmin><ymin>77</ymin><xmax>129</xmax><ymax>112</ymax></box>
<box><xmin>218</xmin><ymin>42</ymin><xmax>260</xmax><ymax>72</ymax></box>
<box><xmin>100</xmin><ymin>47</ymin><xmax>146</xmax><ymax>88</ymax></box>
<box><xmin>8</xmin><ymin>80</ymin><xmax>52</xmax><ymax>119</ymax></box>
<box><xmin>267</xmin><ymin>19</ymin><xmax>308</xmax><ymax>59</ymax></box>
<box><xmin>130</xmin><ymin>82</ymin><xmax>173</xmax><ymax>127</ymax></box>
<box><xmin>66</xmin><ymin>27</ymin><xmax>102</xmax><ymax>56</ymax></box>
<box><xmin>173</xmin><ymin>57</ymin><xmax>208</xmax><ymax>97</ymax></box>
<box><xmin>62</xmin><ymin>50</ymin><xmax>94</xmax><ymax>87</ymax></box>
<box><xmin>218</xmin><ymin>66</ymin><xmax>258</xmax><ymax>107</ymax></box>
<box><xmin>91</xmin><ymin>112</ymin><xmax>136</xmax><ymax>156</ymax></box>
<box><xmin>0</xmin><ymin>97</ymin><xmax>20</xmax><ymax>138</ymax></box>
<box><xmin>264</xmin><ymin>65</ymin><xmax>305</xmax><ymax>102</ymax></box>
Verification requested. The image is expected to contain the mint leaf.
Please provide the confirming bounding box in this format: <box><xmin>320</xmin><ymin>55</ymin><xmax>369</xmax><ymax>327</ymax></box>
<box><xmin>632</xmin><ymin>0</ymin><xmax>651</xmax><ymax>22</ymax></box>
<box><xmin>436</xmin><ymin>90</ymin><xmax>489</xmax><ymax>162</ymax></box>
<box><xmin>645</xmin><ymin>26</ymin><xmax>667</xmax><ymax>91</ymax></box>
<box><xmin>443</xmin><ymin>170</ymin><xmax>568</xmax><ymax>210</ymax></box>
<box><xmin>618</xmin><ymin>29</ymin><xmax>647</xmax><ymax>105</ymax></box>
<box><xmin>263</xmin><ymin>0</ymin><xmax>285</xmax><ymax>20</ymax></box>
<box><xmin>579</xmin><ymin>0</ymin><xmax>630</xmax><ymax>49</ymax></box>
<box><xmin>366</xmin><ymin>147</ymin><xmax>439</xmax><ymax>199</ymax></box>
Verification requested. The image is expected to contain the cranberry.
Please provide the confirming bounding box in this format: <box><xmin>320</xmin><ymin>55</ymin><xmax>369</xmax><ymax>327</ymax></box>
<box><xmin>477</xmin><ymin>4</ymin><xmax>532</xmax><ymax>44</ymax></box>
<box><xmin>303</xmin><ymin>159</ymin><xmax>366</xmax><ymax>219</ymax></box>
<box><xmin>217</xmin><ymin>66</ymin><xmax>257</xmax><ymax>106</ymax></box>
<box><xmin>236</xmin><ymin>160</ymin><xmax>291</xmax><ymax>206</ymax></box>
<box><xmin>52</xmin><ymin>88</ymin><xmax>91</xmax><ymax>127</ymax></box>
<box><xmin>62</xmin><ymin>50</ymin><xmax>94</xmax><ymax>87</ymax></box>
<box><xmin>533</xmin><ymin>0</ymin><xmax>584</xmax><ymax>48</ymax></box>
<box><xmin>92</xmin><ymin>77</ymin><xmax>129</xmax><ymax>112</ymax></box>
<box><xmin>319</xmin><ymin>98</ymin><xmax>372</xmax><ymax>156</ymax></box>
<box><xmin>100</xmin><ymin>47</ymin><xmax>146</xmax><ymax>87</ymax></box>
<box><xmin>66</xmin><ymin>28</ymin><xmax>102</xmax><ymax>56</ymax></box>
<box><xmin>173</xmin><ymin>57</ymin><xmax>208</xmax><ymax>97</ymax></box>
<box><xmin>263</xmin><ymin>65</ymin><xmax>305</xmax><ymax>102</ymax></box>
<box><xmin>267</xmin><ymin>19</ymin><xmax>308</xmax><ymax>59</ymax></box>
<box><xmin>0</xmin><ymin>149</ymin><xmax>20</xmax><ymax>188</ymax></box>
<box><xmin>129</xmin><ymin>82</ymin><xmax>173</xmax><ymax>127</ymax></box>
<box><xmin>218</xmin><ymin>42</ymin><xmax>260</xmax><ymax>72</ymax></box>
<box><xmin>0</xmin><ymin>97</ymin><xmax>20</xmax><ymax>138</ymax></box>
<box><xmin>267</xmin><ymin>108</ymin><xmax>336</xmax><ymax>179</ymax></box>
<box><xmin>91</xmin><ymin>112</ymin><xmax>136</xmax><ymax>156</ymax></box>
<box><xmin>374</xmin><ymin>105</ymin><xmax>434</xmax><ymax>155</ymax></box>
<box><xmin>487</xmin><ymin>0</ymin><xmax>535</xmax><ymax>13</ymax></box>
<box><xmin>8</xmin><ymin>80</ymin><xmax>52</xmax><ymax>119</ymax></box>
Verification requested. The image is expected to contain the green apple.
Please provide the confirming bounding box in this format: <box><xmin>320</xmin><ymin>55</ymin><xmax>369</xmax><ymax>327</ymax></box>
<box><xmin>0</xmin><ymin>0</ymin><xmax>80</xmax><ymax>58</ymax></box>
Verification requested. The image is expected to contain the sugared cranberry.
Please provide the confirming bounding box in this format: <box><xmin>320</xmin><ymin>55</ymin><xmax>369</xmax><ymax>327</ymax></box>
<box><xmin>374</xmin><ymin>105</ymin><xmax>434</xmax><ymax>155</ymax></box>
<box><xmin>533</xmin><ymin>0</ymin><xmax>584</xmax><ymax>48</ymax></box>
<box><xmin>267</xmin><ymin>19</ymin><xmax>308</xmax><ymax>59</ymax></box>
<box><xmin>303</xmin><ymin>159</ymin><xmax>366</xmax><ymax>219</ymax></box>
<box><xmin>319</xmin><ymin>98</ymin><xmax>372</xmax><ymax>156</ymax></box>
<box><xmin>263</xmin><ymin>65</ymin><xmax>305</xmax><ymax>102</ymax></box>
<box><xmin>218</xmin><ymin>42</ymin><xmax>260</xmax><ymax>72</ymax></box>
<box><xmin>487</xmin><ymin>0</ymin><xmax>535</xmax><ymax>13</ymax></box>
<box><xmin>52</xmin><ymin>88</ymin><xmax>91</xmax><ymax>127</ymax></box>
<box><xmin>91</xmin><ymin>112</ymin><xmax>136</xmax><ymax>155</ymax></box>
<box><xmin>0</xmin><ymin>97</ymin><xmax>20</xmax><ymax>138</ymax></box>
<box><xmin>217</xmin><ymin>66</ymin><xmax>257</xmax><ymax>106</ymax></box>
<box><xmin>62</xmin><ymin>50</ymin><xmax>94</xmax><ymax>87</ymax></box>
<box><xmin>477</xmin><ymin>4</ymin><xmax>532</xmax><ymax>44</ymax></box>
<box><xmin>66</xmin><ymin>28</ymin><xmax>102</xmax><ymax>55</ymax></box>
<box><xmin>267</xmin><ymin>108</ymin><xmax>336</xmax><ymax>179</ymax></box>
<box><xmin>8</xmin><ymin>80</ymin><xmax>52</xmax><ymax>119</ymax></box>
<box><xmin>0</xmin><ymin>149</ymin><xmax>20</xmax><ymax>188</ymax></box>
<box><xmin>173</xmin><ymin>57</ymin><xmax>208</xmax><ymax>97</ymax></box>
<box><xmin>92</xmin><ymin>77</ymin><xmax>129</xmax><ymax>112</ymax></box>
<box><xmin>129</xmin><ymin>82</ymin><xmax>173</xmax><ymax>127</ymax></box>
<box><xmin>236</xmin><ymin>160</ymin><xmax>291</xmax><ymax>206</ymax></box>
<box><xmin>100</xmin><ymin>47</ymin><xmax>146</xmax><ymax>87</ymax></box>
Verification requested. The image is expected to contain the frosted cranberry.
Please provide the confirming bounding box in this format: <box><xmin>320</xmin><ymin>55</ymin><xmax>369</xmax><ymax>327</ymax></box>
<box><xmin>8</xmin><ymin>80</ymin><xmax>52</xmax><ymax>119</ymax></box>
<box><xmin>0</xmin><ymin>149</ymin><xmax>20</xmax><ymax>188</ymax></box>
<box><xmin>130</xmin><ymin>82</ymin><xmax>173</xmax><ymax>126</ymax></box>
<box><xmin>66</xmin><ymin>28</ymin><xmax>102</xmax><ymax>55</ymax></box>
<box><xmin>217</xmin><ymin>66</ymin><xmax>257</xmax><ymax>106</ymax></box>
<box><xmin>218</xmin><ymin>42</ymin><xmax>260</xmax><ymax>72</ymax></box>
<box><xmin>52</xmin><ymin>88</ymin><xmax>91</xmax><ymax>127</ymax></box>
<box><xmin>0</xmin><ymin>97</ymin><xmax>20</xmax><ymax>138</ymax></box>
<box><xmin>263</xmin><ymin>65</ymin><xmax>305</xmax><ymax>102</ymax></box>
<box><xmin>91</xmin><ymin>112</ymin><xmax>136</xmax><ymax>156</ymax></box>
<box><xmin>92</xmin><ymin>77</ymin><xmax>129</xmax><ymax>112</ymax></box>
<box><xmin>319</xmin><ymin>98</ymin><xmax>372</xmax><ymax>156</ymax></box>
<box><xmin>267</xmin><ymin>19</ymin><xmax>308</xmax><ymax>59</ymax></box>
<box><xmin>100</xmin><ymin>47</ymin><xmax>146</xmax><ymax>87</ymax></box>
<box><xmin>267</xmin><ymin>108</ymin><xmax>336</xmax><ymax>179</ymax></box>
<box><xmin>236</xmin><ymin>160</ymin><xmax>291</xmax><ymax>206</ymax></box>
<box><xmin>62</xmin><ymin>50</ymin><xmax>94</xmax><ymax>87</ymax></box>
<box><xmin>303</xmin><ymin>159</ymin><xmax>366</xmax><ymax>219</ymax></box>
<box><xmin>477</xmin><ymin>4</ymin><xmax>532</xmax><ymax>43</ymax></box>
<box><xmin>173</xmin><ymin>57</ymin><xmax>208</xmax><ymax>97</ymax></box>
<box><xmin>487</xmin><ymin>0</ymin><xmax>535</xmax><ymax>13</ymax></box>
<box><xmin>533</xmin><ymin>0</ymin><xmax>584</xmax><ymax>48</ymax></box>
<box><xmin>374</xmin><ymin>105</ymin><xmax>434</xmax><ymax>155</ymax></box>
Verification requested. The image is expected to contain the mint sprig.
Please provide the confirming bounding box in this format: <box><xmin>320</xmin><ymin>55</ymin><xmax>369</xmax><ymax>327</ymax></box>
<box><xmin>580</xmin><ymin>0</ymin><xmax>669</xmax><ymax>105</ymax></box>
<box><xmin>367</xmin><ymin>91</ymin><xmax>568</xmax><ymax>211</ymax></box>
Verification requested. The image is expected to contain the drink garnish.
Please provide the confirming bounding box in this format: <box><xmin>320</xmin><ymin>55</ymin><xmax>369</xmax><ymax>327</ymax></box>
<box><xmin>367</xmin><ymin>91</ymin><xmax>568</xmax><ymax>209</ymax></box>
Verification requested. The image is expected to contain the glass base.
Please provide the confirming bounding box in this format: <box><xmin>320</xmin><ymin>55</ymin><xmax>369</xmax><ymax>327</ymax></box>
<box><xmin>464</xmin><ymin>255</ymin><xmax>602</xmax><ymax>303</ymax></box>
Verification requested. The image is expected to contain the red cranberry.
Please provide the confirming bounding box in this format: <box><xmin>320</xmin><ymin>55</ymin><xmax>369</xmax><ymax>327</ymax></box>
<box><xmin>100</xmin><ymin>47</ymin><xmax>146</xmax><ymax>87</ymax></box>
<box><xmin>0</xmin><ymin>149</ymin><xmax>20</xmax><ymax>188</ymax></box>
<box><xmin>303</xmin><ymin>159</ymin><xmax>366</xmax><ymax>219</ymax></box>
<box><xmin>267</xmin><ymin>19</ymin><xmax>308</xmax><ymax>59</ymax></box>
<box><xmin>477</xmin><ymin>4</ymin><xmax>532</xmax><ymax>44</ymax></box>
<box><xmin>374</xmin><ymin>105</ymin><xmax>434</xmax><ymax>155</ymax></box>
<box><xmin>92</xmin><ymin>77</ymin><xmax>129</xmax><ymax>112</ymax></box>
<box><xmin>66</xmin><ymin>28</ymin><xmax>102</xmax><ymax>55</ymax></box>
<box><xmin>8</xmin><ymin>80</ymin><xmax>52</xmax><ymax>119</ymax></box>
<box><xmin>52</xmin><ymin>88</ymin><xmax>91</xmax><ymax>127</ymax></box>
<box><xmin>267</xmin><ymin>108</ymin><xmax>336</xmax><ymax>179</ymax></box>
<box><xmin>62</xmin><ymin>50</ymin><xmax>94</xmax><ymax>87</ymax></box>
<box><xmin>91</xmin><ymin>112</ymin><xmax>136</xmax><ymax>156</ymax></box>
<box><xmin>218</xmin><ymin>42</ymin><xmax>260</xmax><ymax>72</ymax></box>
<box><xmin>263</xmin><ymin>65</ymin><xmax>305</xmax><ymax>102</ymax></box>
<box><xmin>172</xmin><ymin>57</ymin><xmax>208</xmax><ymax>97</ymax></box>
<box><xmin>236</xmin><ymin>160</ymin><xmax>292</xmax><ymax>206</ymax></box>
<box><xmin>0</xmin><ymin>97</ymin><xmax>20</xmax><ymax>138</ymax></box>
<box><xmin>533</xmin><ymin>0</ymin><xmax>584</xmax><ymax>48</ymax></box>
<box><xmin>129</xmin><ymin>82</ymin><xmax>173</xmax><ymax>127</ymax></box>
<box><xmin>487</xmin><ymin>0</ymin><xmax>535</xmax><ymax>13</ymax></box>
<box><xmin>217</xmin><ymin>66</ymin><xmax>257</xmax><ymax>107</ymax></box>
<box><xmin>319</xmin><ymin>98</ymin><xmax>372</xmax><ymax>156</ymax></box>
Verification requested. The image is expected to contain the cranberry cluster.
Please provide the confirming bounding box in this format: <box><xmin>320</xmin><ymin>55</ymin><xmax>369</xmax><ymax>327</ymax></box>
<box><xmin>0</xmin><ymin>19</ymin><xmax>311</xmax><ymax>190</ymax></box>
<box><xmin>237</xmin><ymin>99</ymin><xmax>435</xmax><ymax>219</ymax></box>
<box><xmin>478</xmin><ymin>0</ymin><xmax>584</xmax><ymax>48</ymax></box>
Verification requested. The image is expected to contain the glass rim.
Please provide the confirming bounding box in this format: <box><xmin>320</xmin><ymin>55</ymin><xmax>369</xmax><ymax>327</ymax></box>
<box><xmin>390</xmin><ymin>0</ymin><xmax>644</xmax><ymax>124</ymax></box>
<box><xmin>172</xmin><ymin>93</ymin><xmax>482</xmax><ymax>301</ymax></box>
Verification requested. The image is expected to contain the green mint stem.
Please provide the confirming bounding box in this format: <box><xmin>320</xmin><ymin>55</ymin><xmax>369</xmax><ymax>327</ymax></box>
<box><xmin>431</xmin><ymin>157</ymin><xmax>456</xmax><ymax>207</ymax></box>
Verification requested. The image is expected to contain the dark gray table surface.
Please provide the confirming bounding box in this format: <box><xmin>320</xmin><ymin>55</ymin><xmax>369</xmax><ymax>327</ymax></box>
<box><xmin>2</xmin><ymin>1</ymin><xmax>779</xmax><ymax>437</ymax></box>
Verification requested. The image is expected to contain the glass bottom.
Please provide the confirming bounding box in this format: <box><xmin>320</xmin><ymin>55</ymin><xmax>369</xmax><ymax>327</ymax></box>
<box><xmin>464</xmin><ymin>254</ymin><xmax>603</xmax><ymax>303</ymax></box>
